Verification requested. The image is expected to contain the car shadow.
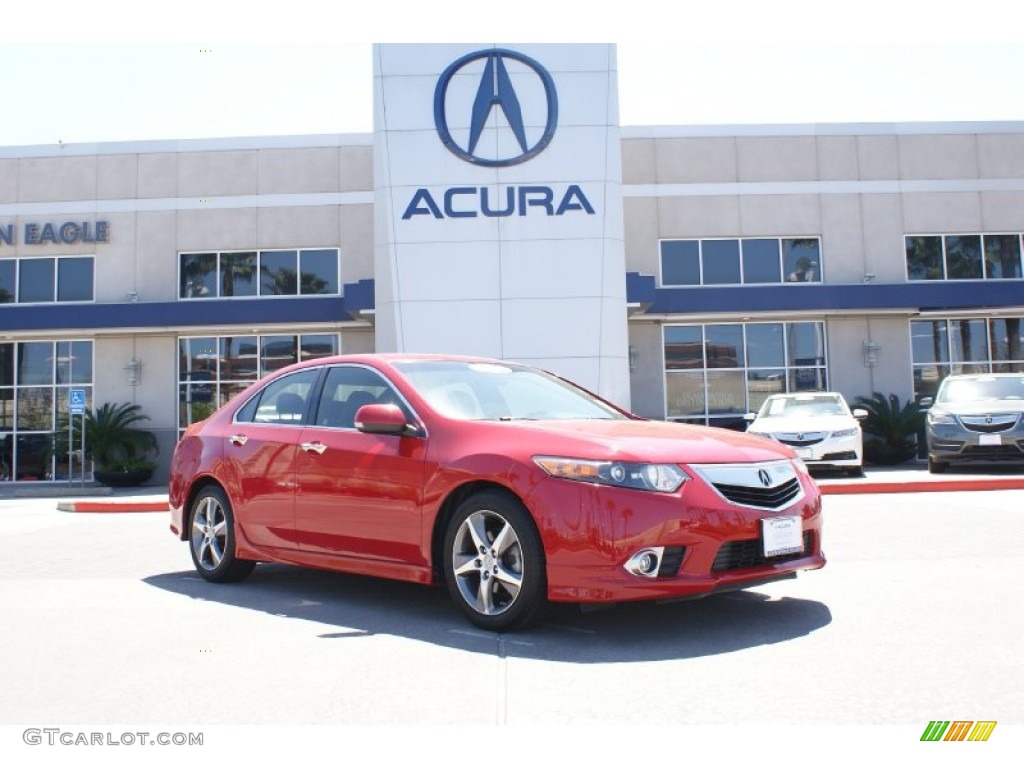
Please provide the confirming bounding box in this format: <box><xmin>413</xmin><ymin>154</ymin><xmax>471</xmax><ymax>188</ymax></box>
<box><xmin>144</xmin><ymin>564</ymin><xmax>832</xmax><ymax>663</ymax></box>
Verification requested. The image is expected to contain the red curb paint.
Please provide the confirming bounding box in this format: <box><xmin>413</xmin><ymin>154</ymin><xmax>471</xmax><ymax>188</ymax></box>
<box><xmin>819</xmin><ymin>479</ymin><xmax>1024</xmax><ymax>495</ymax></box>
<box><xmin>63</xmin><ymin>501</ymin><xmax>170</xmax><ymax>513</ymax></box>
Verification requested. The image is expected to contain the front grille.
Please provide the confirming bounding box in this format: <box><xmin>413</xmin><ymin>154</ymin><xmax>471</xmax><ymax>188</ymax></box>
<box><xmin>713</xmin><ymin>477</ymin><xmax>801</xmax><ymax>510</ymax></box>
<box><xmin>657</xmin><ymin>546</ymin><xmax>687</xmax><ymax>577</ymax></box>
<box><xmin>960</xmin><ymin>414</ymin><xmax>1020</xmax><ymax>433</ymax></box>
<box><xmin>777</xmin><ymin>434</ymin><xmax>825</xmax><ymax>447</ymax></box>
<box><xmin>712</xmin><ymin>531</ymin><xmax>814</xmax><ymax>572</ymax></box>
<box><xmin>960</xmin><ymin>444</ymin><xmax>1024</xmax><ymax>459</ymax></box>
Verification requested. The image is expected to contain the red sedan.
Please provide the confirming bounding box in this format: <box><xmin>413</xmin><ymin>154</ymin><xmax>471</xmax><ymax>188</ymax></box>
<box><xmin>169</xmin><ymin>355</ymin><xmax>825</xmax><ymax>631</ymax></box>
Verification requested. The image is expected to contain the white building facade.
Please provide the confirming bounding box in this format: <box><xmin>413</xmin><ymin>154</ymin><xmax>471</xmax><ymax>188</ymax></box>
<box><xmin>1</xmin><ymin>43</ymin><xmax>1023</xmax><ymax>484</ymax></box>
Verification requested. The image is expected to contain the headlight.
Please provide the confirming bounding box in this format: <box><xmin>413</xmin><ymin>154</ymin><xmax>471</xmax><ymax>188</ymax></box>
<box><xmin>928</xmin><ymin>412</ymin><xmax>957</xmax><ymax>425</ymax></box>
<box><xmin>748</xmin><ymin>430</ymin><xmax>772</xmax><ymax>438</ymax></box>
<box><xmin>533</xmin><ymin>456</ymin><xmax>687</xmax><ymax>493</ymax></box>
<box><xmin>831</xmin><ymin>428</ymin><xmax>859</xmax><ymax>438</ymax></box>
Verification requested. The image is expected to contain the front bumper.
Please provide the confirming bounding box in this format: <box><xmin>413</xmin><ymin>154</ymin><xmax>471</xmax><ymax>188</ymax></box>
<box><xmin>527</xmin><ymin>464</ymin><xmax>825</xmax><ymax>603</ymax></box>
<box><xmin>927</xmin><ymin>424</ymin><xmax>1024</xmax><ymax>464</ymax></box>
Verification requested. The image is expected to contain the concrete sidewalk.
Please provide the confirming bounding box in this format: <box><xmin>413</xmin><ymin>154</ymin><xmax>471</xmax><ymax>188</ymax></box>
<box><xmin>3</xmin><ymin>461</ymin><xmax>1023</xmax><ymax>512</ymax></box>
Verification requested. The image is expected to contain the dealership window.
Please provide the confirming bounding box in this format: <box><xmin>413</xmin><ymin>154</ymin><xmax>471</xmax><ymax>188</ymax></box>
<box><xmin>659</xmin><ymin>238</ymin><xmax>822</xmax><ymax>287</ymax></box>
<box><xmin>906</xmin><ymin>234</ymin><xmax>1024</xmax><ymax>281</ymax></box>
<box><xmin>910</xmin><ymin>317</ymin><xmax>1024</xmax><ymax>400</ymax></box>
<box><xmin>0</xmin><ymin>257</ymin><xmax>94</xmax><ymax>303</ymax></box>
<box><xmin>0</xmin><ymin>340</ymin><xmax>93</xmax><ymax>482</ymax></box>
<box><xmin>664</xmin><ymin>321</ymin><xmax>827</xmax><ymax>429</ymax></box>
<box><xmin>178</xmin><ymin>333</ymin><xmax>339</xmax><ymax>430</ymax></box>
<box><xmin>179</xmin><ymin>248</ymin><xmax>339</xmax><ymax>299</ymax></box>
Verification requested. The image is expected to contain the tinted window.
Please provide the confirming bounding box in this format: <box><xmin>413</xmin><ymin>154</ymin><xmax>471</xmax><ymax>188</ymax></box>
<box><xmin>702</xmin><ymin>240</ymin><xmax>741</xmax><ymax>285</ymax></box>
<box><xmin>314</xmin><ymin>366</ymin><xmax>403</xmax><ymax>429</ymax></box>
<box><xmin>906</xmin><ymin>236</ymin><xmax>943</xmax><ymax>280</ymax></box>
<box><xmin>783</xmin><ymin>239</ymin><xmax>821</xmax><ymax>282</ymax></box>
<box><xmin>945</xmin><ymin>235</ymin><xmax>982</xmax><ymax>279</ymax></box>
<box><xmin>742</xmin><ymin>239</ymin><xmax>781</xmax><ymax>283</ymax></box>
<box><xmin>180</xmin><ymin>253</ymin><xmax>217</xmax><ymax>298</ymax></box>
<box><xmin>660</xmin><ymin>241</ymin><xmax>699</xmax><ymax>286</ymax></box>
<box><xmin>220</xmin><ymin>252</ymin><xmax>257</xmax><ymax>297</ymax></box>
<box><xmin>244</xmin><ymin>369</ymin><xmax>319</xmax><ymax>425</ymax></box>
<box><xmin>0</xmin><ymin>260</ymin><xmax>14</xmax><ymax>303</ymax></box>
<box><xmin>260</xmin><ymin>250</ymin><xmax>298</xmax><ymax>295</ymax></box>
<box><xmin>984</xmin><ymin>235</ymin><xmax>1022</xmax><ymax>279</ymax></box>
<box><xmin>299</xmin><ymin>249</ymin><xmax>338</xmax><ymax>295</ymax></box>
<box><xmin>57</xmin><ymin>257</ymin><xmax>93</xmax><ymax>302</ymax></box>
<box><xmin>18</xmin><ymin>258</ymin><xmax>54</xmax><ymax>303</ymax></box>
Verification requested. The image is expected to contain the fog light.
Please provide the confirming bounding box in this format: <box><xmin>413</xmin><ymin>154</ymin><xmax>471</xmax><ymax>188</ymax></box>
<box><xmin>624</xmin><ymin>547</ymin><xmax>664</xmax><ymax>578</ymax></box>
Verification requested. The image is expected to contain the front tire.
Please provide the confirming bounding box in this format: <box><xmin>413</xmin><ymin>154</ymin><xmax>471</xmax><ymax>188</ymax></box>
<box><xmin>188</xmin><ymin>486</ymin><xmax>256</xmax><ymax>583</ymax></box>
<box><xmin>927</xmin><ymin>457</ymin><xmax>948</xmax><ymax>474</ymax></box>
<box><xmin>443</xmin><ymin>491</ymin><xmax>547</xmax><ymax>631</ymax></box>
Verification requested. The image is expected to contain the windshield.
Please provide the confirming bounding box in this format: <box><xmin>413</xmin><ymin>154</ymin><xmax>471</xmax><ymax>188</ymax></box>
<box><xmin>938</xmin><ymin>376</ymin><xmax>1024</xmax><ymax>403</ymax></box>
<box><xmin>392</xmin><ymin>361</ymin><xmax>626</xmax><ymax>421</ymax></box>
<box><xmin>759</xmin><ymin>394</ymin><xmax>848</xmax><ymax>418</ymax></box>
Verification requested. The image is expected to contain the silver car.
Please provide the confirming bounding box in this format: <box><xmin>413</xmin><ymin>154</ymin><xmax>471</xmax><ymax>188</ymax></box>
<box><xmin>924</xmin><ymin>373</ymin><xmax>1024</xmax><ymax>473</ymax></box>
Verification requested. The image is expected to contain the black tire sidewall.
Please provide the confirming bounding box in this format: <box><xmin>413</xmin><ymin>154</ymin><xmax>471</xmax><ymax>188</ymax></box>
<box><xmin>443</xmin><ymin>491</ymin><xmax>546</xmax><ymax>632</ymax></box>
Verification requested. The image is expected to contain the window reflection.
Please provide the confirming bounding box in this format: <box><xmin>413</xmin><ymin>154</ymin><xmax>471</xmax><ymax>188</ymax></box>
<box><xmin>663</xmin><ymin>322</ymin><xmax>827</xmax><ymax>426</ymax></box>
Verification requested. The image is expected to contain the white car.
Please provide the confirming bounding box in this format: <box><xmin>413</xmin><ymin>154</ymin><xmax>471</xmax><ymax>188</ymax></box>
<box><xmin>745</xmin><ymin>392</ymin><xmax>867</xmax><ymax>476</ymax></box>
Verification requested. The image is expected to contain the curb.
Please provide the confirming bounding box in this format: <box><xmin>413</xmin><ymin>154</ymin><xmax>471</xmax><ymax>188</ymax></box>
<box><xmin>818</xmin><ymin>478</ymin><xmax>1024</xmax><ymax>495</ymax></box>
<box><xmin>57</xmin><ymin>500</ymin><xmax>170</xmax><ymax>513</ymax></box>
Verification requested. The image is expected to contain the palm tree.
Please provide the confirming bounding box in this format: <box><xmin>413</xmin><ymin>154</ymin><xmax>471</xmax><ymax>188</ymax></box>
<box><xmin>854</xmin><ymin>392</ymin><xmax>925</xmax><ymax>465</ymax></box>
<box><xmin>59</xmin><ymin>402</ymin><xmax>157</xmax><ymax>472</ymax></box>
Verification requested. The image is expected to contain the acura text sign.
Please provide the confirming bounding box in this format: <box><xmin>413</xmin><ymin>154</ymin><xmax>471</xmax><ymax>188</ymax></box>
<box><xmin>373</xmin><ymin>44</ymin><xmax>630</xmax><ymax>407</ymax></box>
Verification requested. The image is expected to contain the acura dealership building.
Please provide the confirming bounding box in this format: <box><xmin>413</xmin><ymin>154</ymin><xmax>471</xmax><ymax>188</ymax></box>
<box><xmin>2</xmin><ymin>43</ymin><xmax>1024</xmax><ymax>484</ymax></box>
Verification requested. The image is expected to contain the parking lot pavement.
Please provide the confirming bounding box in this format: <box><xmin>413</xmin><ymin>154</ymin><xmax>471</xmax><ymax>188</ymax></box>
<box><xmin>1</xmin><ymin>488</ymin><xmax>1023</xmax><ymax>733</ymax></box>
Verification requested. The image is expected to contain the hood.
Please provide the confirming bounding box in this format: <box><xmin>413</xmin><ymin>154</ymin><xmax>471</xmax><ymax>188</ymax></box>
<box><xmin>494</xmin><ymin>418</ymin><xmax>795</xmax><ymax>465</ymax></box>
<box><xmin>749</xmin><ymin>414</ymin><xmax>858</xmax><ymax>433</ymax></box>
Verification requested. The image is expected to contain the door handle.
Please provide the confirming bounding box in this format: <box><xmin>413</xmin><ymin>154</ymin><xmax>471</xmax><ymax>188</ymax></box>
<box><xmin>229</xmin><ymin>434</ymin><xmax>248</xmax><ymax>446</ymax></box>
<box><xmin>301</xmin><ymin>441</ymin><xmax>327</xmax><ymax>455</ymax></box>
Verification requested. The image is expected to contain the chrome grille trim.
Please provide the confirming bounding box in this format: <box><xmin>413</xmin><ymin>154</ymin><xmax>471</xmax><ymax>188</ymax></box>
<box><xmin>689</xmin><ymin>460</ymin><xmax>805</xmax><ymax>511</ymax></box>
<box><xmin>959</xmin><ymin>414</ymin><xmax>1021</xmax><ymax>433</ymax></box>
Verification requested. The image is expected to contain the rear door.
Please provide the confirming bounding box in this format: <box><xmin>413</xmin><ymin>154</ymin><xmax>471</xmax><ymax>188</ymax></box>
<box><xmin>223</xmin><ymin>368</ymin><xmax>320</xmax><ymax>550</ymax></box>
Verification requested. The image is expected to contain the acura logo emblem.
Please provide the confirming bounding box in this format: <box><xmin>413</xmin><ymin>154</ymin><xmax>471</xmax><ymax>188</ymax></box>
<box><xmin>434</xmin><ymin>49</ymin><xmax>559</xmax><ymax>167</ymax></box>
<box><xmin>757</xmin><ymin>469</ymin><xmax>772</xmax><ymax>487</ymax></box>
<box><xmin>986</xmin><ymin>416</ymin><xmax>993</xmax><ymax>424</ymax></box>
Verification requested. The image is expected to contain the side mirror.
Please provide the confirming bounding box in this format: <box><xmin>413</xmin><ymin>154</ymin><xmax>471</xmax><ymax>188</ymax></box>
<box><xmin>919</xmin><ymin>397</ymin><xmax>934</xmax><ymax>410</ymax></box>
<box><xmin>743</xmin><ymin>412</ymin><xmax>757</xmax><ymax>422</ymax></box>
<box><xmin>355</xmin><ymin>403</ymin><xmax>412</xmax><ymax>436</ymax></box>
<box><xmin>852</xmin><ymin>408</ymin><xmax>869</xmax><ymax>420</ymax></box>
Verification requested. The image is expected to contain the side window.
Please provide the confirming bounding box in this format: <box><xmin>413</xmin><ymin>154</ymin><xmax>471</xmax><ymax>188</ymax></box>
<box><xmin>314</xmin><ymin>366</ymin><xmax>406</xmax><ymax>429</ymax></box>
<box><xmin>236</xmin><ymin>369</ymin><xmax>319</xmax><ymax>426</ymax></box>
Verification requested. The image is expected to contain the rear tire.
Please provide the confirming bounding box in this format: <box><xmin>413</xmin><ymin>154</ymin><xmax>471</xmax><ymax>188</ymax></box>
<box><xmin>188</xmin><ymin>486</ymin><xmax>256</xmax><ymax>583</ymax></box>
<box><xmin>443</xmin><ymin>491</ymin><xmax>547</xmax><ymax>632</ymax></box>
<box><xmin>927</xmin><ymin>457</ymin><xmax>948</xmax><ymax>474</ymax></box>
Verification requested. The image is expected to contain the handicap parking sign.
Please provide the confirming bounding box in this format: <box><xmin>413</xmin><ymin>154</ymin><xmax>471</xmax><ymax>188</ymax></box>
<box><xmin>69</xmin><ymin>389</ymin><xmax>86</xmax><ymax>415</ymax></box>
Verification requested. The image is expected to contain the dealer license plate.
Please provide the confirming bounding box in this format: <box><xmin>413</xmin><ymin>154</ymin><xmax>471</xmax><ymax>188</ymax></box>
<box><xmin>762</xmin><ymin>516</ymin><xmax>803</xmax><ymax>557</ymax></box>
<box><xmin>979</xmin><ymin>434</ymin><xmax>1002</xmax><ymax>446</ymax></box>
<box><xmin>797</xmin><ymin>448</ymin><xmax>813</xmax><ymax>459</ymax></box>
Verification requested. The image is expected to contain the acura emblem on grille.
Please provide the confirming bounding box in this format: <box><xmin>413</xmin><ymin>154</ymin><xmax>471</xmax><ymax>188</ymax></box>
<box><xmin>757</xmin><ymin>469</ymin><xmax>772</xmax><ymax>487</ymax></box>
<box><xmin>986</xmin><ymin>416</ymin><xmax>993</xmax><ymax>423</ymax></box>
<box><xmin>797</xmin><ymin>433</ymin><xmax>805</xmax><ymax>440</ymax></box>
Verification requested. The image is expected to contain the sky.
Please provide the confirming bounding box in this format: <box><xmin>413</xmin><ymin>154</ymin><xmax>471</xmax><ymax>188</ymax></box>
<box><xmin>1</xmin><ymin>2</ymin><xmax>1023</xmax><ymax>147</ymax></box>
